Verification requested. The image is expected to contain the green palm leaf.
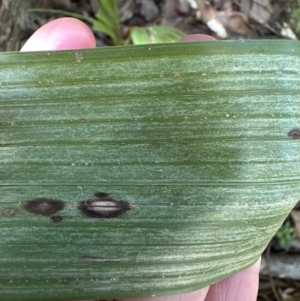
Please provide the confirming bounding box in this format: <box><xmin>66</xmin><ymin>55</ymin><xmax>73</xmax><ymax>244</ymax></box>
<box><xmin>0</xmin><ymin>40</ymin><xmax>299</xmax><ymax>301</ymax></box>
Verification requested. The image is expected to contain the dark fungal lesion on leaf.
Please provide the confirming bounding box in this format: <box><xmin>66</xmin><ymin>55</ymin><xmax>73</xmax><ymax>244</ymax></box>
<box><xmin>23</xmin><ymin>198</ymin><xmax>65</xmax><ymax>216</ymax></box>
<box><xmin>50</xmin><ymin>215</ymin><xmax>64</xmax><ymax>223</ymax></box>
<box><xmin>81</xmin><ymin>256</ymin><xmax>120</xmax><ymax>263</ymax></box>
<box><xmin>1</xmin><ymin>207</ymin><xmax>18</xmax><ymax>217</ymax></box>
<box><xmin>94</xmin><ymin>192</ymin><xmax>110</xmax><ymax>198</ymax></box>
<box><xmin>78</xmin><ymin>192</ymin><xmax>131</xmax><ymax>218</ymax></box>
<box><xmin>288</xmin><ymin>129</ymin><xmax>300</xmax><ymax>139</ymax></box>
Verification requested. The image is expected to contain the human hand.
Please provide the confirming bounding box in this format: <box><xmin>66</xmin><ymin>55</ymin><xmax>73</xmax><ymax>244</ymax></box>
<box><xmin>21</xmin><ymin>17</ymin><xmax>261</xmax><ymax>301</ymax></box>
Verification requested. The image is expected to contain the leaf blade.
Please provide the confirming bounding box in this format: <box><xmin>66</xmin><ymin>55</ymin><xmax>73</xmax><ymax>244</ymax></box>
<box><xmin>0</xmin><ymin>40</ymin><xmax>300</xmax><ymax>300</ymax></box>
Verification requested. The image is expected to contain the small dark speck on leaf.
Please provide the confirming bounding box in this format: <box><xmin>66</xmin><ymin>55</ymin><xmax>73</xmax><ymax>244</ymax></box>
<box><xmin>288</xmin><ymin>129</ymin><xmax>300</xmax><ymax>139</ymax></box>
<box><xmin>2</xmin><ymin>207</ymin><xmax>18</xmax><ymax>217</ymax></box>
<box><xmin>81</xmin><ymin>256</ymin><xmax>120</xmax><ymax>263</ymax></box>
<box><xmin>78</xmin><ymin>198</ymin><xmax>131</xmax><ymax>218</ymax></box>
<box><xmin>24</xmin><ymin>198</ymin><xmax>65</xmax><ymax>216</ymax></box>
<box><xmin>94</xmin><ymin>192</ymin><xmax>110</xmax><ymax>198</ymax></box>
<box><xmin>51</xmin><ymin>215</ymin><xmax>63</xmax><ymax>223</ymax></box>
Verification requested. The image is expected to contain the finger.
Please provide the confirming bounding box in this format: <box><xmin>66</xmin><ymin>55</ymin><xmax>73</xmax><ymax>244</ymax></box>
<box><xmin>118</xmin><ymin>285</ymin><xmax>209</xmax><ymax>301</ymax></box>
<box><xmin>21</xmin><ymin>17</ymin><xmax>96</xmax><ymax>51</ymax></box>
<box><xmin>179</xmin><ymin>34</ymin><xmax>216</xmax><ymax>42</ymax></box>
<box><xmin>204</xmin><ymin>258</ymin><xmax>261</xmax><ymax>301</ymax></box>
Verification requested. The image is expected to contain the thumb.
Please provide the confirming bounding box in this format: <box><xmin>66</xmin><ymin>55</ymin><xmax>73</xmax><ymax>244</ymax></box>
<box><xmin>21</xmin><ymin>17</ymin><xmax>96</xmax><ymax>51</ymax></box>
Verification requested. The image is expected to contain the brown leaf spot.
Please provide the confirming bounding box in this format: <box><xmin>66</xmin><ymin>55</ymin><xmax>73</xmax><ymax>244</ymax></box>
<box><xmin>288</xmin><ymin>129</ymin><xmax>300</xmax><ymax>139</ymax></box>
<box><xmin>51</xmin><ymin>215</ymin><xmax>63</xmax><ymax>223</ymax></box>
<box><xmin>80</xmin><ymin>118</ymin><xmax>87</xmax><ymax>123</ymax></box>
<box><xmin>78</xmin><ymin>198</ymin><xmax>131</xmax><ymax>218</ymax></box>
<box><xmin>174</xmin><ymin>72</ymin><xmax>181</xmax><ymax>78</ymax></box>
<box><xmin>23</xmin><ymin>198</ymin><xmax>65</xmax><ymax>216</ymax></box>
<box><xmin>2</xmin><ymin>207</ymin><xmax>18</xmax><ymax>217</ymax></box>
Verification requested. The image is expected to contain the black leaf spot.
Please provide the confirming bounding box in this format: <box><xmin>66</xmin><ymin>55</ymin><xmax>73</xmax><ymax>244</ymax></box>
<box><xmin>288</xmin><ymin>129</ymin><xmax>300</xmax><ymax>139</ymax></box>
<box><xmin>94</xmin><ymin>192</ymin><xmax>110</xmax><ymax>198</ymax></box>
<box><xmin>78</xmin><ymin>198</ymin><xmax>131</xmax><ymax>218</ymax></box>
<box><xmin>23</xmin><ymin>198</ymin><xmax>65</xmax><ymax>216</ymax></box>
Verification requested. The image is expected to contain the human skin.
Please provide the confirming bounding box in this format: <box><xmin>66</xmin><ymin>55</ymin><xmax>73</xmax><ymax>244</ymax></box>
<box><xmin>21</xmin><ymin>17</ymin><xmax>261</xmax><ymax>301</ymax></box>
